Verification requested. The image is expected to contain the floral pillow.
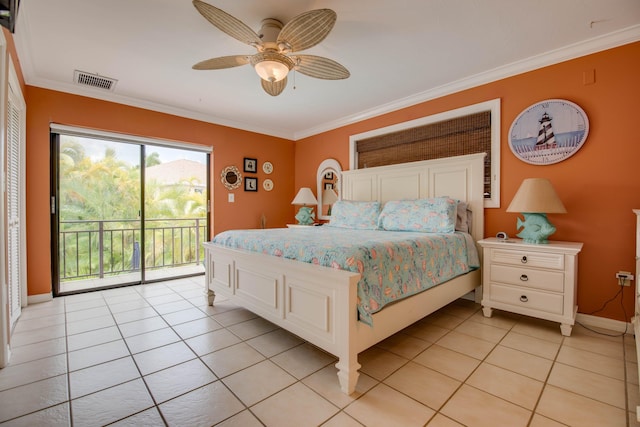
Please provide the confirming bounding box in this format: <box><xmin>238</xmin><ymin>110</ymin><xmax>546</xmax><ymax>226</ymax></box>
<box><xmin>327</xmin><ymin>200</ymin><xmax>381</xmax><ymax>230</ymax></box>
<box><xmin>378</xmin><ymin>198</ymin><xmax>458</xmax><ymax>233</ymax></box>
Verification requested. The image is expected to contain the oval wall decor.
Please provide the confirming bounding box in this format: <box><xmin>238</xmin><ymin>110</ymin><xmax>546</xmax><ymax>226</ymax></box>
<box><xmin>508</xmin><ymin>99</ymin><xmax>589</xmax><ymax>165</ymax></box>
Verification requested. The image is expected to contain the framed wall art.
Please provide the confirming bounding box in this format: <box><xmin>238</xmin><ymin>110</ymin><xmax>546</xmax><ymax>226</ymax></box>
<box><xmin>509</xmin><ymin>99</ymin><xmax>589</xmax><ymax>165</ymax></box>
<box><xmin>244</xmin><ymin>157</ymin><xmax>257</xmax><ymax>173</ymax></box>
<box><xmin>244</xmin><ymin>177</ymin><xmax>257</xmax><ymax>192</ymax></box>
<box><xmin>220</xmin><ymin>165</ymin><xmax>242</xmax><ymax>191</ymax></box>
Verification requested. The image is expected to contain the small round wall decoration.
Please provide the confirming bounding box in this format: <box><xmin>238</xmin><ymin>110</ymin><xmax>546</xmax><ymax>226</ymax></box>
<box><xmin>508</xmin><ymin>99</ymin><xmax>589</xmax><ymax>165</ymax></box>
<box><xmin>262</xmin><ymin>161</ymin><xmax>273</xmax><ymax>174</ymax></box>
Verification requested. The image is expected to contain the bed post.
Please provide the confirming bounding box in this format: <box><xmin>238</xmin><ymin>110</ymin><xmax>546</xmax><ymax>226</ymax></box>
<box><xmin>204</xmin><ymin>247</ymin><xmax>216</xmax><ymax>306</ymax></box>
<box><xmin>334</xmin><ymin>274</ymin><xmax>361</xmax><ymax>394</ymax></box>
<box><xmin>206</xmin><ymin>288</ymin><xmax>215</xmax><ymax>306</ymax></box>
<box><xmin>335</xmin><ymin>354</ymin><xmax>360</xmax><ymax>395</ymax></box>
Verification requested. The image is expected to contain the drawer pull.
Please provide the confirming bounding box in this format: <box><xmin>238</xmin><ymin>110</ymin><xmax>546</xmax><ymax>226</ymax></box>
<box><xmin>520</xmin><ymin>295</ymin><xmax>528</xmax><ymax>303</ymax></box>
<box><xmin>521</xmin><ymin>256</ymin><xmax>528</xmax><ymax>264</ymax></box>
<box><xmin>520</xmin><ymin>274</ymin><xmax>528</xmax><ymax>281</ymax></box>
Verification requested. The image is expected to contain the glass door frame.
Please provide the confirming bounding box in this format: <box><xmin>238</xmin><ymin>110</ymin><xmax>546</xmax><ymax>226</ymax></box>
<box><xmin>50</xmin><ymin>127</ymin><xmax>211</xmax><ymax>297</ymax></box>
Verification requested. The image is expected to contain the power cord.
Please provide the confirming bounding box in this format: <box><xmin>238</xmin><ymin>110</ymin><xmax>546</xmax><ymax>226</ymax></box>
<box><xmin>575</xmin><ymin>278</ymin><xmax>629</xmax><ymax>337</ymax></box>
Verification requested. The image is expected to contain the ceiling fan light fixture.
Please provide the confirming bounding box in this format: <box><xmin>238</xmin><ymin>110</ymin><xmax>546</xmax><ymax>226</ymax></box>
<box><xmin>192</xmin><ymin>2</ymin><xmax>349</xmax><ymax>95</ymax></box>
<box><xmin>251</xmin><ymin>52</ymin><xmax>294</xmax><ymax>82</ymax></box>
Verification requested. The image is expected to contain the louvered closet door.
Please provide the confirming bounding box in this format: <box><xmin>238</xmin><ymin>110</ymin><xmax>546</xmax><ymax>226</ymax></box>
<box><xmin>7</xmin><ymin>83</ymin><xmax>23</xmax><ymax>328</ymax></box>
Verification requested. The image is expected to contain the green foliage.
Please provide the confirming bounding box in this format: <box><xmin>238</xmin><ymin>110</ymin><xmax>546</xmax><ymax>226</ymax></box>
<box><xmin>145</xmin><ymin>151</ymin><xmax>161</xmax><ymax>167</ymax></box>
<box><xmin>58</xmin><ymin>137</ymin><xmax>208</xmax><ymax>281</ymax></box>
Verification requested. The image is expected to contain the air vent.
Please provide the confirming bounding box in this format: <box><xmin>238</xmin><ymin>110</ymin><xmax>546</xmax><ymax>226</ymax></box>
<box><xmin>73</xmin><ymin>70</ymin><xmax>117</xmax><ymax>91</ymax></box>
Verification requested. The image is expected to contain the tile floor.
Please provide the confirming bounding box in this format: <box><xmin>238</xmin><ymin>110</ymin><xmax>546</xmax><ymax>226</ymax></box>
<box><xmin>0</xmin><ymin>276</ymin><xmax>638</xmax><ymax>426</ymax></box>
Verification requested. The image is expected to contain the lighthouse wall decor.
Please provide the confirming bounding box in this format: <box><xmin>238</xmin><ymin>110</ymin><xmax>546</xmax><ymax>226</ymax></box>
<box><xmin>508</xmin><ymin>99</ymin><xmax>589</xmax><ymax>165</ymax></box>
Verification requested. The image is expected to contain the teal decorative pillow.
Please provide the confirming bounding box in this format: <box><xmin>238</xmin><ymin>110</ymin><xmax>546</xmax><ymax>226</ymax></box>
<box><xmin>328</xmin><ymin>200</ymin><xmax>381</xmax><ymax>230</ymax></box>
<box><xmin>378</xmin><ymin>198</ymin><xmax>458</xmax><ymax>233</ymax></box>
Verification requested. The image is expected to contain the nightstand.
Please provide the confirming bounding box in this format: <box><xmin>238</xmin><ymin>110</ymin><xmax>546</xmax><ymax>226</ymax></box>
<box><xmin>478</xmin><ymin>238</ymin><xmax>583</xmax><ymax>336</ymax></box>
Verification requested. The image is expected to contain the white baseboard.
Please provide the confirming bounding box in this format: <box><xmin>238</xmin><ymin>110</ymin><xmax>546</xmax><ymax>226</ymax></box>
<box><xmin>575</xmin><ymin>312</ymin><xmax>632</xmax><ymax>334</ymax></box>
<box><xmin>27</xmin><ymin>293</ymin><xmax>53</xmax><ymax>305</ymax></box>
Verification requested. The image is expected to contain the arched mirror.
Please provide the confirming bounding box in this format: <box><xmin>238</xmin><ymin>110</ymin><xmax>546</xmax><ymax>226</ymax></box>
<box><xmin>221</xmin><ymin>165</ymin><xmax>242</xmax><ymax>190</ymax></box>
<box><xmin>316</xmin><ymin>159</ymin><xmax>342</xmax><ymax>220</ymax></box>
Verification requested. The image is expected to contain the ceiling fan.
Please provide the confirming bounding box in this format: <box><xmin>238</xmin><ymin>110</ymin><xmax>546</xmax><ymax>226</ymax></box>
<box><xmin>192</xmin><ymin>0</ymin><xmax>350</xmax><ymax>96</ymax></box>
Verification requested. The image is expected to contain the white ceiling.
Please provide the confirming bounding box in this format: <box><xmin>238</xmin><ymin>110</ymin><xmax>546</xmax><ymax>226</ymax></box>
<box><xmin>13</xmin><ymin>0</ymin><xmax>640</xmax><ymax>140</ymax></box>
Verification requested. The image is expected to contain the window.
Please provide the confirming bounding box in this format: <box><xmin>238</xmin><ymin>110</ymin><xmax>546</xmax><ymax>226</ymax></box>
<box><xmin>50</xmin><ymin>125</ymin><xmax>212</xmax><ymax>295</ymax></box>
<box><xmin>349</xmin><ymin>99</ymin><xmax>501</xmax><ymax>208</ymax></box>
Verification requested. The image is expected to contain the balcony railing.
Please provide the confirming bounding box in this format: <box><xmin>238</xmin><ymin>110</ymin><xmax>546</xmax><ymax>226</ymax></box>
<box><xmin>59</xmin><ymin>218</ymin><xmax>207</xmax><ymax>282</ymax></box>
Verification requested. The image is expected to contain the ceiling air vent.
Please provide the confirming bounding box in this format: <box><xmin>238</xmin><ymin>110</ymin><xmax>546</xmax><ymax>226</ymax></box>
<box><xmin>73</xmin><ymin>70</ymin><xmax>117</xmax><ymax>91</ymax></box>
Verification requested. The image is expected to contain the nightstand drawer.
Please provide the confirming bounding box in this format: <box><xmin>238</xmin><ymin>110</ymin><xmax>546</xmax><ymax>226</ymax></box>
<box><xmin>490</xmin><ymin>264</ymin><xmax>564</xmax><ymax>292</ymax></box>
<box><xmin>490</xmin><ymin>249</ymin><xmax>564</xmax><ymax>270</ymax></box>
<box><xmin>490</xmin><ymin>283</ymin><xmax>564</xmax><ymax>315</ymax></box>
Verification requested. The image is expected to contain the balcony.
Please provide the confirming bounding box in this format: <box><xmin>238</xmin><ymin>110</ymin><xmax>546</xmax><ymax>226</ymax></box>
<box><xmin>58</xmin><ymin>218</ymin><xmax>207</xmax><ymax>294</ymax></box>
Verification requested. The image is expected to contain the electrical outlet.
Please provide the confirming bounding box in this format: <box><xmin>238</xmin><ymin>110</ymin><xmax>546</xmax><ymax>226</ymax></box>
<box><xmin>616</xmin><ymin>271</ymin><xmax>634</xmax><ymax>286</ymax></box>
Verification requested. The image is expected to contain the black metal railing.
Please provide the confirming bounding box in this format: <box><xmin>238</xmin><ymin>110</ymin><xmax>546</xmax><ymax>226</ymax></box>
<box><xmin>59</xmin><ymin>218</ymin><xmax>207</xmax><ymax>281</ymax></box>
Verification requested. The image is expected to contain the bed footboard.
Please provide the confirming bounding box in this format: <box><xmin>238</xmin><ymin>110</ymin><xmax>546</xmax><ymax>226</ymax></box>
<box><xmin>204</xmin><ymin>242</ymin><xmax>362</xmax><ymax>393</ymax></box>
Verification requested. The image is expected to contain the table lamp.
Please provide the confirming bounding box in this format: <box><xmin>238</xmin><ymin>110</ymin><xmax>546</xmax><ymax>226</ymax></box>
<box><xmin>322</xmin><ymin>188</ymin><xmax>339</xmax><ymax>216</ymax></box>
<box><xmin>506</xmin><ymin>178</ymin><xmax>567</xmax><ymax>244</ymax></box>
<box><xmin>292</xmin><ymin>187</ymin><xmax>317</xmax><ymax>225</ymax></box>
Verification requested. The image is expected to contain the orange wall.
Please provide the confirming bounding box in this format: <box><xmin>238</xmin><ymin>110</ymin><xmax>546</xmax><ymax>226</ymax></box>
<box><xmin>296</xmin><ymin>42</ymin><xmax>640</xmax><ymax>322</ymax></box>
<box><xmin>25</xmin><ymin>88</ymin><xmax>295</xmax><ymax>296</ymax></box>
<box><xmin>19</xmin><ymin>35</ymin><xmax>640</xmax><ymax>322</ymax></box>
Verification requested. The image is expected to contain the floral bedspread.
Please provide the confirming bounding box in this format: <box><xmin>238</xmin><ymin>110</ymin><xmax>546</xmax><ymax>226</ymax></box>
<box><xmin>212</xmin><ymin>226</ymin><xmax>479</xmax><ymax>325</ymax></box>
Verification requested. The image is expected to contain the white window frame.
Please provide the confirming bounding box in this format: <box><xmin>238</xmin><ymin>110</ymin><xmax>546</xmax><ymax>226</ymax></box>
<box><xmin>349</xmin><ymin>99</ymin><xmax>501</xmax><ymax>208</ymax></box>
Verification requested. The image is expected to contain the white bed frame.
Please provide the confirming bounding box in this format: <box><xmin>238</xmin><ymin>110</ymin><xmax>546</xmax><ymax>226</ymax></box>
<box><xmin>204</xmin><ymin>153</ymin><xmax>485</xmax><ymax>394</ymax></box>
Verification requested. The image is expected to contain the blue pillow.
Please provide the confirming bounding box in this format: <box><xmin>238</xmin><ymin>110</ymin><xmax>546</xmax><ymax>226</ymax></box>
<box><xmin>328</xmin><ymin>200</ymin><xmax>381</xmax><ymax>230</ymax></box>
<box><xmin>378</xmin><ymin>198</ymin><xmax>458</xmax><ymax>233</ymax></box>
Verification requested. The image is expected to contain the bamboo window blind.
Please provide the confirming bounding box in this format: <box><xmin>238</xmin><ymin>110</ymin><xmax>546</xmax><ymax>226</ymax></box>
<box><xmin>355</xmin><ymin>111</ymin><xmax>492</xmax><ymax>198</ymax></box>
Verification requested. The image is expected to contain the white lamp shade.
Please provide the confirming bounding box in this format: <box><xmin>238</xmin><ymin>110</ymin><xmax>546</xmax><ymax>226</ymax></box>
<box><xmin>292</xmin><ymin>187</ymin><xmax>317</xmax><ymax>205</ymax></box>
<box><xmin>322</xmin><ymin>188</ymin><xmax>339</xmax><ymax>205</ymax></box>
<box><xmin>251</xmin><ymin>52</ymin><xmax>293</xmax><ymax>83</ymax></box>
<box><xmin>507</xmin><ymin>178</ymin><xmax>567</xmax><ymax>214</ymax></box>
<box><xmin>254</xmin><ymin>60</ymin><xmax>289</xmax><ymax>82</ymax></box>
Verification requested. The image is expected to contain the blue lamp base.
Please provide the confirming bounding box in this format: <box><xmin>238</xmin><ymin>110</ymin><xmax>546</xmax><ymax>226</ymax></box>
<box><xmin>515</xmin><ymin>212</ymin><xmax>556</xmax><ymax>244</ymax></box>
<box><xmin>295</xmin><ymin>206</ymin><xmax>315</xmax><ymax>225</ymax></box>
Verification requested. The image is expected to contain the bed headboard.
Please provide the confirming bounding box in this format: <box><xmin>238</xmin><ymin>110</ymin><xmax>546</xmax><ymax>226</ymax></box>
<box><xmin>341</xmin><ymin>153</ymin><xmax>486</xmax><ymax>243</ymax></box>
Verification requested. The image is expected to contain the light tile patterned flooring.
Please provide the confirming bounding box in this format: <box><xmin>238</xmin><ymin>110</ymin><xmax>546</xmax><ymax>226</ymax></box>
<box><xmin>0</xmin><ymin>276</ymin><xmax>639</xmax><ymax>426</ymax></box>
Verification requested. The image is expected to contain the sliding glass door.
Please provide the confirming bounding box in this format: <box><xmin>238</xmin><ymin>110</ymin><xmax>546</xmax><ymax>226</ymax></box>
<box><xmin>143</xmin><ymin>146</ymin><xmax>208</xmax><ymax>282</ymax></box>
<box><xmin>51</xmin><ymin>131</ymin><xmax>209</xmax><ymax>296</ymax></box>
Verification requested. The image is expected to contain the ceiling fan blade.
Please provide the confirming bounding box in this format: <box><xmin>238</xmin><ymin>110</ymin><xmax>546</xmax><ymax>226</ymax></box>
<box><xmin>277</xmin><ymin>9</ymin><xmax>336</xmax><ymax>52</ymax></box>
<box><xmin>294</xmin><ymin>55</ymin><xmax>350</xmax><ymax>80</ymax></box>
<box><xmin>193</xmin><ymin>55</ymin><xmax>250</xmax><ymax>70</ymax></box>
<box><xmin>261</xmin><ymin>77</ymin><xmax>287</xmax><ymax>96</ymax></box>
<box><xmin>193</xmin><ymin>0</ymin><xmax>262</xmax><ymax>47</ymax></box>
